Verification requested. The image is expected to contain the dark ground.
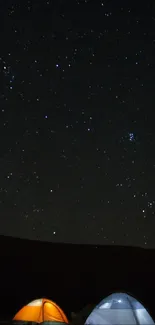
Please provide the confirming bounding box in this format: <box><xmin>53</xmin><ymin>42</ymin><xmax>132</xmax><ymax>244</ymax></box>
<box><xmin>0</xmin><ymin>235</ymin><xmax>155</xmax><ymax>323</ymax></box>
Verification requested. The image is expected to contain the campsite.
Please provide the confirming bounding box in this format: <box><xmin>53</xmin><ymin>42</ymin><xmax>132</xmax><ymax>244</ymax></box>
<box><xmin>0</xmin><ymin>235</ymin><xmax>155</xmax><ymax>324</ymax></box>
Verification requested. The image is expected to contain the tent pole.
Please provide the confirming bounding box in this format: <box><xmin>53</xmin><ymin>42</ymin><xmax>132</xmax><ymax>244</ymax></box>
<box><xmin>127</xmin><ymin>297</ymin><xmax>140</xmax><ymax>325</ymax></box>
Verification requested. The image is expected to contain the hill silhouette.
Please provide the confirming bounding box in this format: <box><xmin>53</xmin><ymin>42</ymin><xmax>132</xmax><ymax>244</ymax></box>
<box><xmin>0</xmin><ymin>235</ymin><xmax>155</xmax><ymax>322</ymax></box>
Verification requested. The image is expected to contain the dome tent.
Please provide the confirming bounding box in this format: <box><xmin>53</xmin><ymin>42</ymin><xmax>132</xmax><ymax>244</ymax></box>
<box><xmin>85</xmin><ymin>292</ymin><xmax>155</xmax><ymax>325</ymax></box>
<box><xmin>13</xmin><ymin>298</ymin><xmax>69</xmax><ymax>325</ymax></box>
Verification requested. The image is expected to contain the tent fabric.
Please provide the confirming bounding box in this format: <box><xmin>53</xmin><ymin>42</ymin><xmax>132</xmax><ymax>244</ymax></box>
<box><xmin>13</xmin><ymin>298</ymin><xmax>69</xmax><ymax>324</ymax></box>
<box><xmin>85</xmin><ymin>293</ymin><xmax>155</xmax><ymax>325</ymax></box>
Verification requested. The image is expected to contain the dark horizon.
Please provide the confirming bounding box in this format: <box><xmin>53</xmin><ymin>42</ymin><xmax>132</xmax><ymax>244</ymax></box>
<box><xmin>0</xmin><ymin>233</ymin><xmax>152</xmax><ymax>250</ymax></box>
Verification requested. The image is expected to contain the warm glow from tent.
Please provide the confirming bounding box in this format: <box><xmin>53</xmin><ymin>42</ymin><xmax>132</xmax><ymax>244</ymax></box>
<box><xmin>13</xmin><ymin>298</ymin><xmax>69</xmax><ymax>323</ymax></box>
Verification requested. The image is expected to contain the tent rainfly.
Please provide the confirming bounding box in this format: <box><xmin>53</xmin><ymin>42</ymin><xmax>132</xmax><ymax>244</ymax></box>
<box><xmin>85</xmin><ymin>292</ymin><xmax>155</xmax><ymax>325</ymax></box>
<box><xmin>13</xmin><ymin>298</ymin><xmax>69</xmax><ymax>325</ymax></box>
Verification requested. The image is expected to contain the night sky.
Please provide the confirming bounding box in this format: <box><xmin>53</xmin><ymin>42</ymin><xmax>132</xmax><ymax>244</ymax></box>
<box><xmin>0</xmin><ymin>0</ymin><xmax>155</xmax><ymax>248</ymax></box>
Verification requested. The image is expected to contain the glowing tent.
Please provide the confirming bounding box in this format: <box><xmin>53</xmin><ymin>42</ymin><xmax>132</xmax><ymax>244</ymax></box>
<box><xmin>13</xmin><ymin>298</ymin><xmax>69</xmax><ymax>325</ymax></box>
<box><xmin>85</xmin><ymin>292</ymin><xmax>155</xmax><ymax>325</ymax></box>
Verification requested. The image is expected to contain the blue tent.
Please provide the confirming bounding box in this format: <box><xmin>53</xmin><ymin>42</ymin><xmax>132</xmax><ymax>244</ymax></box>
<box><xmin>85</xmin><ymin>293</ymin><xmax>154</xmax><ymax>325</ymax></box>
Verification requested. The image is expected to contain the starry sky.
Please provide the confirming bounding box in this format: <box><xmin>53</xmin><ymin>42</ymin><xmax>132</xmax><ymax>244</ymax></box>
<box><xmin>0</xmin><ymin>0</ymin><xmax>155</xmax><ymax>248</ymax></box>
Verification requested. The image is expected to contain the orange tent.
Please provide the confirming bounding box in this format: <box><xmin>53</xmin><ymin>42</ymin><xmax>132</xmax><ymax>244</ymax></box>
<box><xmin>13</xmin><ymin>298</ymin><xmax>69</xmax><ymax>324</ymax></box>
